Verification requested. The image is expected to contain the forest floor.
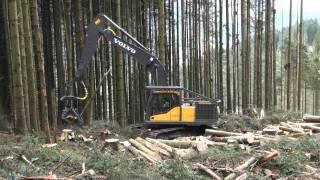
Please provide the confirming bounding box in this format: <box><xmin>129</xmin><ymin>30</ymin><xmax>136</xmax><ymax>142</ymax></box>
<box><xmin>1</xmin><ymin>111</ymin><xmax>320</xmax><ymax>179</ymax></box>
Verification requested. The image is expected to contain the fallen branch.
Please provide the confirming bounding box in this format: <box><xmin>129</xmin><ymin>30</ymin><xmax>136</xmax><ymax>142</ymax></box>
<box><xmin>224</xmin><ymin>156</ymin><xmax>259</xmax><ymax>180</ymax></box>
<box><xmin>49</xmin><ymin>154</ymin><xmax>71</xmax><ymax>174</ymax></box>
<box><xmin>21</xmin><ymin>174</ymin><xmax>59</xmax><ymax>180</ymax></box>
<box><xmin>20</xmin><ymin>154</ymin><xmax>40</xmax><ymax>171</ymax></box>
<box><xmin>260</xmin><ymin>150</ymin><xmax>279</xmax><ymax>163</ymax></box>
<box><xmin>196</xmin><ymin>163</ymin><xmax>221</xmax><ymax>180</ymax></box>
<box><xmin>0</xmin><ymin>155</ymin><xmax>13</xmax><ymax>162</ymax></box>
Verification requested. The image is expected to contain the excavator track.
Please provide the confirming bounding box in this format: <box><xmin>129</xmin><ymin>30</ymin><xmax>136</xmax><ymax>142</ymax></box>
<box><xmin>130</xmin><ymin>124</ymin><xmax>208</xmax><ymax>140</ymax></box>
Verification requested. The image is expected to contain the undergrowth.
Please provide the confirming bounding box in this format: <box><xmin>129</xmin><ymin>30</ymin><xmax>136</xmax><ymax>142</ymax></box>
<box><xmin>262</xmin><ymin>135</ymin><xmax>320</xmax><ymax>176</ymax></box>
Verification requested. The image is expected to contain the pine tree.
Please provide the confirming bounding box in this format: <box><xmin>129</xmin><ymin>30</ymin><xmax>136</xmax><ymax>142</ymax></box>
<box><xmin>8</xmin><ymin>0</ymin><xmax>27</xmax><ymax>133</ymax></box>
<box><xmin>30</xmin><ymin>0</ymin><xmax>51</xmax><ymax>142</ymax></box>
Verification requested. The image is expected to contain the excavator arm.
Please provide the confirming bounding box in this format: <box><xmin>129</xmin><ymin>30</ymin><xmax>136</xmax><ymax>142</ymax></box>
<box><xmin>74</xmin><ymin>13</ymin><xmax>167</xmax><ymax>86</ymax></box>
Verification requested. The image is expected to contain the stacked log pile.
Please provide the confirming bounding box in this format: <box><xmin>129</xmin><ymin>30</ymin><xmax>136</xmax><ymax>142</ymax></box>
<box><xmin>125</xmin><ymin>114</ymin><xmax>320</xmax><ymax>164</ymax></box>
<box><xmin>124</xmin><ymin>137</ymin><xmax>213</xmax><ymax>163</ymax></box>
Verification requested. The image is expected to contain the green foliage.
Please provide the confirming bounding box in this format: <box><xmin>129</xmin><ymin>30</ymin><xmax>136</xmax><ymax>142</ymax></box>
<box><xmin>207</xmin><ymin>145</ymin><xmax>250</xmax><ymax>166</ymax></box>
<box><xmin>221</xmin><ymin>115</ymin><xmax>263</xmax><ymax>132</ymax></box>
<box><xmin>262</xmin><ymin>111</ymin><xmax>301</xmax><ymax>124</ymax></box>
<box><xmin>159</xmin><ymin>159</ymin><xmax>207</xmax><ymax>180</ymax></box>
<box><xmin>87</xmin><ymin>151</ymin><xmax>114</xmax><ymax>174</ymax></box>
<box><xmin>262</xmin><ymin>136</ymin><xmax>320</xmax><ymax>176</ymax></box>
<box><xmin>305</xmin><ymin>19</ymin><xmax>320</xmax><ymax>46</ymax></box>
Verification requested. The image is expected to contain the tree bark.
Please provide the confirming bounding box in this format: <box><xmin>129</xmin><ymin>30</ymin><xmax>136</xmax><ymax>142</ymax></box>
<box><xmin>30</xmin><ymin>0</ymin><xmax>51</xmax><ymax>142</ymax></box>
<box><xmin>287</xmin><ymin>0</ymin><xmax>293</xmax><ymax>110</ymax></box>
<box><xmin>114</xmin><ymin>0</ymin><xmax>125</xmax><ymax>126</ymax></box>
<box><xmin>22</xmin><ymin>0</ymin><xmax>39</xmax><ymax>131</ymax></box>
<box><xmin>8</xmin><ymin>0</ymin><xmax>26</xmax><ymax>134</ymax></box>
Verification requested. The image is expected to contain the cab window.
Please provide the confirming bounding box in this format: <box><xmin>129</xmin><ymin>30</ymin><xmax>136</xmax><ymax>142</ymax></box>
<box><xmin>150</xmin><ymin>93</ymin><xmax>179</xmax><ymax>115</ymax></box>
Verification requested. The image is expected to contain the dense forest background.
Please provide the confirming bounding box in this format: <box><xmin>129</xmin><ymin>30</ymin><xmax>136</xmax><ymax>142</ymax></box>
<box><xmin>0</xmin><ymin>0</ymin><xmax>319</xmax><ymax>139</ymax></box>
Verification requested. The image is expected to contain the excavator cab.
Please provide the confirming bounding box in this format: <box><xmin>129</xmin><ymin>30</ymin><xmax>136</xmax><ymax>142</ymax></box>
<box><xmin>145</xmin><ymin>86</ymin><xmax>220</xmax><ymax>126</ymax></box>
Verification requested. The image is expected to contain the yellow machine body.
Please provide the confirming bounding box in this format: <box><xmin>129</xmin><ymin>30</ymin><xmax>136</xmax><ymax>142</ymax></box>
<box><xmin>145</xmin><ymin>86</ymin><xmax>219</xmax><ymax>126</ymax></box>
<box><xmin>150</xmin><ymin>106</ymin><xmax>196</xmax><ymax>123</ymax></box>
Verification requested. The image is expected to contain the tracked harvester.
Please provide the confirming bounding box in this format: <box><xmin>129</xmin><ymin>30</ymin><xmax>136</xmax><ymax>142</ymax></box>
<box><xmin>60</xmin><ymin>14</ymin><xmax>220</xmax><ymax>138</ymax></box>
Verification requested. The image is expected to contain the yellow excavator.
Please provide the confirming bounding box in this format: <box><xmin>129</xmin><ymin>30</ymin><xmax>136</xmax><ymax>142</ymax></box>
<box><xmin>60</xmin><ymin>14</ymin><xmax>220</xmax><ymax>138</ymax></box>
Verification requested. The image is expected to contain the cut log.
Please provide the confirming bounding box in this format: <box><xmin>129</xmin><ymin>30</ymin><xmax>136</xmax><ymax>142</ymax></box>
<box><xmin>254</xmin><ymin>135</ymin><xmax>277</xmax><ymax>142</ymax></box>
<box><xmin>195</xmin><ymin>142</ymin><xmax>208</xmax><ymax>153</ymax></box>
<box><xmin>224</xmin><ymin>156</ymin><xmax>259</xmax><ymax>180</ymax></box>
<box><xmin>196</xmin><ymin>163</ymin><xmax>221</xmax><ymax>180</ymax></box>
<box><xmin>174</xmin><ymin>148</ymin><xmax>197</xmax><ymax>158</ymax></box>
<box><xmin>262</xmin><ymin>128</ymin><xmax>278</xmax><ymax>135</ymax></box>
<box><xmin>279</xmin><ymin>126</ymin><xmax>304</xmax><ymax>133</ymax></box>
<box><xmin>127</xmin><ymin>145</ymin><xmax>157</xmax><ymax>163</ymax></box>
<box><xmin>104</xmin><ymin>138</ymin><xmax>120</xmax><ymax>151</ymax></box>
<box><xmin>298</xmin><ymin>124</ymin><xmax>320</xmax><ymax>132</ymax></box>
<box><xmin>62</xmin><ymin>129</ymin><xmax>72</xmax><ymax>142</ymax></box>
<box><xmin>136</xmin><ymin>137</ymin><xmax>170</xmax><ymax>157</ymax></box>
<box><xmin>303</xmin><ymin>114</ymin><xmax>320</xmax><ymax>122</ymax></box>
<box><xmin>294</xmin><ymin>123</ymin><xmax>320</xmax><ymax>127</ymax></box>
<box><xmin>146</xmin><ymin>138</ymin><xmax>174</xmax><ymax>154</ymax></box>
<box><xmin>157</xmin><ymin>139</ymin><xmax>193</xmax><ymax>148</ymax></box>
<box><xmin>206</xmin><ymin>141</ymin><xmax>227</xmax><ymax>146</ymax></box>
<box><xmin>211</xmin><ymin>135</ymin><xmax>257</xmax><ymax>145</ymax></box>
<box><xmin>289</xmin><ymin>132</ymin><xmax>308</xmax><ymax>138</ymax></box>
<box><xmin>260</xmin><ymin>150</ymin><xmax>279</xmax><ymax>163</ymax></box>
<box><xmin>78</xmin><ymin>135</ymin><xmax>93</xmax><ymax>142</ymax></box>
<box><xmin>157</xmin><ymin>139</ymin><xmax>212</xmax><ymax>152</ymax></box>
<box><xmin>205</xmin><ymin>129</ymin><xmax>242</xmax><ymax>137</ymax></box>
<box><xmin>129</xmin><ymin>139</ymin><xmax>161</xmax><ymax>161</ymax></box>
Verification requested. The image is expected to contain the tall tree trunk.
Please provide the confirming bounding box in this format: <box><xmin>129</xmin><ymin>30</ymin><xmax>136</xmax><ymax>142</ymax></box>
<box><xmin>232</xmin><ymin>0</ymin><xmax>237</xmax><ymax>112</ymax></box>
<box><xmin>286</xmin><ymin>0</ymin><xmax>292</xmax><ymax>110</ymax></box>
<box><xmin>30</xmin><ymin>0</ymin><xmax>51</xmax><ymax>142</ymax></box>
<box><xmin>272</xmin><ymin>2</ymin><xmax>277</xmax><ymax>108</ymax></box>
<box><xmin>22</xmin><ymin>0</ymin><xmax>39</xmax><ymax>131</ymax></box>
<box><xmin>53</xmin><ymin>0</ymin><xmax>65</xmax><ymax>128</ymax></box>
<box><xmin>17</xmin><ymin>0</ymin><xmax>30</xmax><ymax>129</ymax></box>
<box><xmin>158</xmin><ymin>0</ymin><xmax>165</xmax><ymax>65</ymax></box>
<box><xmin>219</xmin><ymin>0</ymin><xmax>224</xmax><ymax>112</ymax></box>
<box><xmin>265</xmin><ymin>0</ymin><xmax>271</xmax><ymax>110</ymax></box>
<box><xmin>297</xmin><ymin>0</ymin><xmax>303</xmax><ymax>110</ymax></box>
<box><xmin>41</xmin><ymin>0</ymin><xmax>55</xmax><ymax>128</ymax></box>
<box><xmin>114</xmin><ymin>0</ymin><xmax>125</xmax><ymax>126</ymax></box>
<box><xmin>8</xmin><ymin>0</ymin><xmax>26</xmax><ymax>133</ymax></box>
<box><xmin>226</xmin><ymin>0</ymin><xmax>231</xmax><ymax>113</ymax></box>
<box><xmin>241</xmin><ymin>0</ymin><xmax>248</xmax><ymax>111</ymax></box>
<box><xmin>0</xmin><ymin>0</ymin><xmax>10</xmax><ymax>131</ymax></box>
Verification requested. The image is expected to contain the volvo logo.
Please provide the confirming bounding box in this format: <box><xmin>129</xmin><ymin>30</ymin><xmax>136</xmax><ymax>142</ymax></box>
<box><xmin>114</xmin><ymin>38</ymin><xmax>136</xmax><ymax>54</ymax></box>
